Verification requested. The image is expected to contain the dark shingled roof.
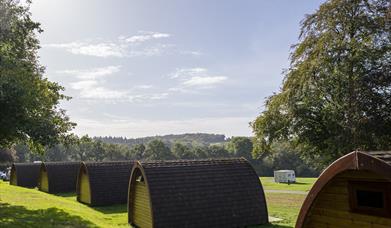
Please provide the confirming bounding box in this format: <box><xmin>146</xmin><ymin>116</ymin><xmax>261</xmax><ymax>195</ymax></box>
<box><xmin>39</xmin><ymin>162</ymin><xmax>80</xmax><ymax>193</ymax></box>
<box><xmin>128</xmin><ymin>158</ymin><xmax>268</xmax><ymax>228</ymax></box>
<box><xmin>76</xmin><ymin>161</ymin><xmax>134</xmax><ymax>206</ymax></box>
<box><xmin>363</xmin><ymin>151</ymin><xmax>391</xmax><ymax>166</ymax></box>
<box><xmin>10</xmin><ymin>163</ymin><xmax>41</xmax><ymax>188</ymax></box>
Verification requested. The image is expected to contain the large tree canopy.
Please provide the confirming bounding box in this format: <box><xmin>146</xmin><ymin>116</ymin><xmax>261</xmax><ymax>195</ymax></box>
<box><xmin>252</xmin><ymin>0</ymin><xmax>391</xmax><ymax>168</ymax></box>
<box><xmin>0</xmin><ymin>0</ymin><xmax>75</xmax><ymax>152</ymax></box>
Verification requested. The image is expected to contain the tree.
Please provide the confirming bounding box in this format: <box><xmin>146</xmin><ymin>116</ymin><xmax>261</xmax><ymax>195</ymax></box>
<box><xmin>0</xmin><ymin>147</ymin><xmax>16</xmax><ymax>163</ymax></box>
<box><xmin>172</xmin><ymin>142</ymin><xmax>193</xmax><ymax>159</ymax></box>
<box><xmin>144</xmin><ymin>139</ymin><xmax>172</xmax><ymax>160</ymax></box>
<box><xmin>69</xmin><ymin>135</ymin><xmax>93</xmax><ymax>161</ymax></box>
<box><xmin>128</xmin><ymin>144</ymin><xmax>145</xmax><ymax>160</ymax></box>
<box><xmin>264</xmin><ymin>142</ymin><xmax>319</xmax><ymax>177</ymax></box>
<box><xmin>226</xmin><ymin>137</ymin><xmax>253</xmax><ymax>160</ymax></box>
<box><xmin>45</xmin><ymin>144</ymin><xmax>68</xmax><ymax>161</ymax></box>
<box><xmin>252</xmin><ymin>0</ymin><xmax>391</xmax><ymax>168</ymax></box>
<box><xmin>13</xmin><ymin>144</ymin><xmax>30</xmax><ymax>162</ymax></box>
<box><xmin>89</xmin><ymin>141</ymin><xmax>106</xmax><ymax>161</ymax></box>
<box><xmin>190</xmin><ymin>145</ymin><xmax>208</xmax><ymax>159</ymax></box>
<box><xmin>0</xmin><ymin>0</ymin><xmax>75</xmax><ymax>152</ymax></box>
<box><xmin>207</xmin><ymin>144</ymin><xmax>230</xmax><ymax>158</ymax></box>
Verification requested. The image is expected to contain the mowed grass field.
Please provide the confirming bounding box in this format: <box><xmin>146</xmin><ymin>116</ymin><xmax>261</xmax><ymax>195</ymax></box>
<box><xmin>0</xmin><ymin>177</ymin><xmax>317</xmax><ymax>228</ymax></box>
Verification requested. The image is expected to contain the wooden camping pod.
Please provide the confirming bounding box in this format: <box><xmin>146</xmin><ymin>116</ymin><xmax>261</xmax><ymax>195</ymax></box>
<box><xmin>296</xmin><ymin>151</ymin><xmax>391</xmax><ymax>228</ymax></box>
<box><xmin>38</xmin><ymin>162</ymin><xmax>80</xmax><ymax>193</ymax></box>
<box><xmin>9</xmin><ymin>163</ymin><xmax>41</xmax><ymax>188</ymax></box>
<box><xmin>128</xmin><ymin>158</ymin><xmax>268</xmax><ymax>228</ymax></box>
<box><xmin>76</xmin><ymin>161</ymin><xmax>134</xmax><ymax>206</ymax></box>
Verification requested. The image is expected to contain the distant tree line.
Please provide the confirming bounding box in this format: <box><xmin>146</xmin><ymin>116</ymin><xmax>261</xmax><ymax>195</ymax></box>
<box><xmin>94</xmin><ymin>133</ymin><xmax>227</xmax><ymax>146</ymax></box>
<box><xmin>0</xmin><ymin>134</ymin><xmax>319</xmax><ymax>177</ymax></box>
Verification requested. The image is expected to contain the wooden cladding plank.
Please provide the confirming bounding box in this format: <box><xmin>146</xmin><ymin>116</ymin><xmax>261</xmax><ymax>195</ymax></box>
<box><xmin>322</xmin><ymin>185</ymin><xmax>348</xmax><ymax>194</ymax></box>
<box><xmin>39</xmin><ymin>170</ymin><xmax>49</xmax><ymax>192</ymax></box>
<box><xmin>311</xmin><ymin>208</ymin><xmax>391</xmax><ymax>226</ymax></box>
<box><xmin>309</xmin><ymin>214</ymin><xmax>374</xmax><ymax>228</ymax></box>
<box><xmin>133</xmin><ymin>182</ymin><xmax>152</xmax><ymax>228</ymax></box>
<box><xmin>79</xmin><ymin>171</ymin><xmax>91</xmax><ymax>204</ymax></box>
<box><xmin>10</xmin><ymin>170</ymin><xmax>17</xmax><ymax>185</ymax></box>
<box><xmin>338</xmin><ymin>170</ymin><xmax>388</xmax><ymax>180</ymax></box>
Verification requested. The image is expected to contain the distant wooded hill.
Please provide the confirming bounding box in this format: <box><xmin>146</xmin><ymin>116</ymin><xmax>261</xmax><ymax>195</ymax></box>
<box><xmin>94</xmin><ymin>133</ymin><xmax>227</xmax><ymax>147</ymax></box>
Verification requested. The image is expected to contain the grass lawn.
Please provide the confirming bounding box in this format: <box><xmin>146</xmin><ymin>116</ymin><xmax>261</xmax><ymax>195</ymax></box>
<box><xmin>260</xmin><ymin>193</ymin><xmax>307</xmax><ymax>228</ymax></box>
<box><xmin>0</xmin><ymin>181</ymin><xmax>128</xmax><ymax>227</ymax></box>
<box><xmin>260</xmin><ymin>177</ymin><xmax>317</xmax><ymax>192</ymax></box>
<box><xmin>0</xmin><ymin>178</ymin><xmax>316</xmax><ymax>227</ymax></box>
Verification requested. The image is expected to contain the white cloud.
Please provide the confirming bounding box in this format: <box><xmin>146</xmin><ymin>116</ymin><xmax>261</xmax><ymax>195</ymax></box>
<box><xmin>70</xmin><ymin>80</ymin><xmax>98</xmax><ymax>90</ymax></box>
<box><xmin>45</xmin><ymin>42</ymin><xmax>125</xmax><ymax>58</ymax></box>
<box><xmin>44</xmin><ymin>31</ymin><xmax>173</xmax><ymax>58</ymax></box>
<box><xmin>183</xmin><ymin>76</ymin><xmax>227</xmax><ymax>87</ymax></box>
<box><xmin>80</xmin><ymin>87</ymin><xmax>129</xmax><ymax>99</ymax></box>
<box><xmin>134</xmin><ymin>85</ymin><xmax>153</xmax><ymax>89</ymax></box>
<box><xmin>169</xmin><ymin>67</ymin><xmax>208</xmax><ymax>79</ymax></box>
<box><xmin>125</xmin><ymin>31</ymin><xmax>171</xmax><ymax>43</ymax></box>
<box><xmin>59</xmin><ymin>66</ymin><xmax>128</xmax><ymax>100</ymax></box>
<box><xmin>149</xmin><ymin>92</ymin><xmax>169</xmax><ymax>100</ymax></box>
<box><xmin>168</xmin><ymin>67</ymin><xmax>228</xmax><ymax>90</ymax></box>
<box><xmin>59</xmin><ymin>66</ymin><xmax>171</xmax><ymax>102</ymax></box>
<box><xmin>180</xmin><ymin>50</ymin><xmax>203</xmax><ymax>56</ymax></box>
<box><xmin>58</xmin><ymin>66</ymin><xmax>121</xmax><ymax>79</ymax></box>
<box><xmin>43</xmin><ymin>32</ymin><xmax>204</xmax><ymax>58</ymax></box>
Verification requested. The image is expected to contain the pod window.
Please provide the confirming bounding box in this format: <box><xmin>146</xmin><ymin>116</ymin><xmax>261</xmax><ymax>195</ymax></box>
<box><xmin>348</xmin><ymin>181</ymin><xmax>391</xmax><ymax>217</ymax></box>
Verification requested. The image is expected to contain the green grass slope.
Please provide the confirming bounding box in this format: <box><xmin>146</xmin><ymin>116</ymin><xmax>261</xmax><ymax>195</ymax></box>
<box><xmin>0</xmin><ymin>177</ymin><xmax>316</xmax><ymax>227</ymax></box>
<box><xmin>0</xmin><ymin>181</ymin><xmax>128</xmax><ymax>227</ymax></box>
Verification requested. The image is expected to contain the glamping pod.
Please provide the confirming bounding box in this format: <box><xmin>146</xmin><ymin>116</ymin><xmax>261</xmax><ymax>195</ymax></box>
<box><xmin>296</xmin><ymin>151</ymin><xmax>391</xmax><ymax>228</ymax></box>
<box><xmin>10</xmin><ymin>163</ymin><xmax>41</xmax><ymax>188</ymax></box>
<box><xmin>76</xmin><ymin>161</ymin><xmax>134</xmax><ymax>206</ymax></box>
<box><xmin>38</xmin><ymin>162</ymin><xmax>80</xmax><ymax>193</ymax></box>
<box><xmin>128</xmin><ymin>158</ymin><xmax>268</xmax><ymax>228</ymax></box>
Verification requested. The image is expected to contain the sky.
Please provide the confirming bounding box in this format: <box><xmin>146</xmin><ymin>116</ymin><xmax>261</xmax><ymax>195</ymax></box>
<box><xmin>30</xmin><ymin>0</ymin><xmax>325</xmax><ymax>138</ymax></box>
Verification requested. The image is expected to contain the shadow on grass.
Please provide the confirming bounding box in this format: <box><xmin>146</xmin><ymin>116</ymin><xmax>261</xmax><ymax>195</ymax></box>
<box><xmin>290</xmin><ymin>182</ymin><xmax>309</xmax><ymax>185</ymax></box>
<box><xmin>54</xmin><ymin>192</ymin><xmax>77</xmax><ymax>198</ymax></box>
<box><xmin>92</xmin><ymin>204</ymin><xmax>127</xmax><ymax>214</ymax></box>
<box><xmin>0</xmin><ymin>203</ymin><xmax>96</xmax><ymax>227</ymax></box>
<box><xmin>273</xmin><ymin>182</ymin><xmax>309</xmax><ymax>186</ymax></box>
<box><xmin>250</xmin><ymin>223</ymin><xmax>292</xmax><ymax>228</ymax></box>
<box><xmin>53</xmin><ymin>192</ymin><xmax>127</xmax><ymax>214</ymax></box>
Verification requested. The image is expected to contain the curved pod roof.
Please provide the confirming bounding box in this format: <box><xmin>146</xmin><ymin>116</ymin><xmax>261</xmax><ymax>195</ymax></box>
<box><xmin>296</xmin><ymin>151</ymin><xmax>391</xmax><ymax>228</ymax></box>
<box><xmin>38</xmin><ymin>162</ymin><xmax>80</xmax><ymax>194</ymax></box>
<box><xmin>128</xmin><ymin>158</ymin><xmax>268</xmax><ymax>228</ymax></box>
<box><xmin>76</xmin><ymin>161</ymin><xmax>134</xmax><ymax>206</ymax></box>
<box><xmin>10</xmin><ymin>163</ymin><xmax>41</xmax><ymax>188</ymax></box>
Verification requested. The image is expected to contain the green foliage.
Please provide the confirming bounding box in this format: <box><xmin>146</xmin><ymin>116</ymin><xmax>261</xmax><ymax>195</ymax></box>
<box><xmin>128</xmin><ymin>144</ymin><xmax>145</xmax><ymax>160</ymax></box>
<box><xmin>9</xmin><ymin>134</ymin><xmax>319</xmax><ymax>176</ymax></box>
<box><xmin>226</xmin><ymin>137</ymin><xmax>253</xmax><ymax>159</ymax></box>
<box><xmin>144</xmin><ymin>139</ymin><xmax>173</xmax><ymax>160</ymax></box>
<box><xmin>94</xmin><ymin>133</ymin><xmax>227</xmax><ymax>146</ymax></box>
<box><xmin>90</xmin><ymin>141</ymin><xmax>106</xmax><ymax>161</ymax></box>
<box><xmin>207</xmin><ymin>144</ymin><xmax>230</xmax><ymax>158</ymax></box>
<box><xmin>172</xmin><ymin>142</ymin><xmax>193</xmax><ymax>159</ymax></box>
<box><xmin>0</xmin><ymin>0</ymin><xmax>75</xmax><ymax>151</ymax></box>
<box><xmin>263</xmin><ymin>142</ymin><xmax>320</xmax><ymax>176</ymax></box>
<box><xmin>252</xmin><ymin>0</ymin><xmax>391</xmax><ymax>168</ymax></box>
<box><xmin>0</xmin><ymin>147</ymin><xmax>16</xmax><ymax>163</ymax></box>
